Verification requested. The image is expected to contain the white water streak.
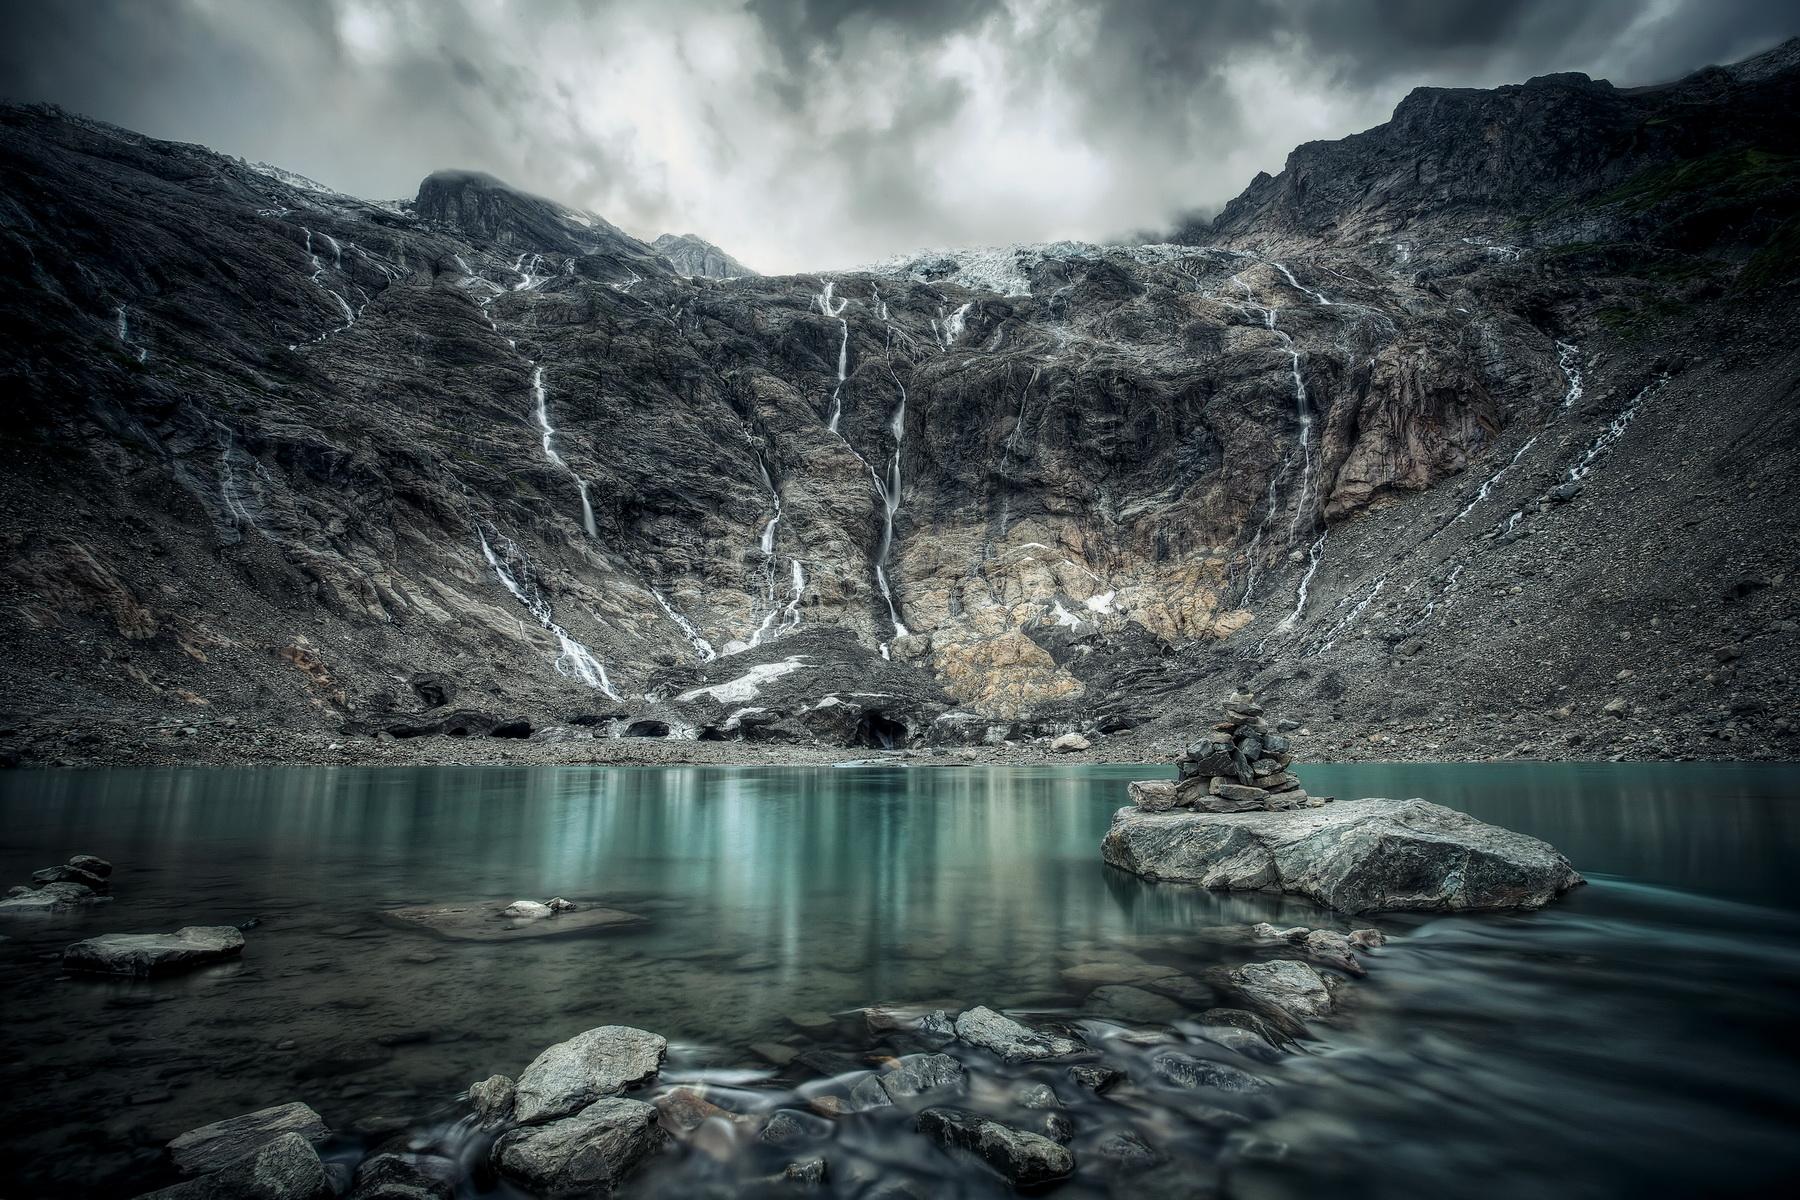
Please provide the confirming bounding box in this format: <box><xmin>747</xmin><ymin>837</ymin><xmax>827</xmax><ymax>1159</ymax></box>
<box><xmin>477</xmin><ymin>529</ymin><xmax>619</xmax><ymax>697</ymax></box>
<box><xmin>531</xmin><ymin>367</ymin><xmax>598</xmax><ymax>537</ymax></box>
<box><xmin>654</xmin><ymin>590</ymin><xmax>717</xmax><ymax>661</ymax></box>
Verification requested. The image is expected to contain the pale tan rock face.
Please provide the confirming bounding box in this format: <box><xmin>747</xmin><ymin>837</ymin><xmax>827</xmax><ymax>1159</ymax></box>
<box><xmin>931</xmin><ymin>630</ymin><xmax>1083</xmax><ymax>715</ymax></box>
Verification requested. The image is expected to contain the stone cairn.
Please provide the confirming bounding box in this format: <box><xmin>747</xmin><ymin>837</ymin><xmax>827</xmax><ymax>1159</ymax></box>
<box><xmin>1129</xmin><ymin>690</ymin><xmax>1330</xmax><ymax>813</ymax></box>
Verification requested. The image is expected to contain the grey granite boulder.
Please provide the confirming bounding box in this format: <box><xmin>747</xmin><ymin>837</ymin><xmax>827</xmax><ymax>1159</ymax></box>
<box><xmin>952</xmin><ymin>1006</ymin><xmax>1083</xmax><ymax>1063</ymax></box>
<box><xmin>1102</xmin><ymin>797</ymin><xmax>1582</xmax><ymax>912</ymax></box>
<box><xmin>65</xmin><ymin>926</ymin><xmax>245</xmax><ymax>977</ymax></box>
<box><xmin>915</xmin><ymin>1107</ymin><xmax>1074</xmax><ymax>1186</ymax></box>
<box><xmin>141</xmin><ymin>1131</ymin><xmax>330</xmax><ymax>1199</ymax></box>
<box><xmin>167</xmin><ymin>1102</ymin><xmax>330</xmax><ymax>1176</ymax></box>
<box><xmin>491</xmin><ymin>1096</ymin><xmax>666</xmax><ymax>1196</ymax></box>
<box><xmin>512</xmin><ymin>1026</ymin><xmax>666</xmax><ymax>1124</ymax></box>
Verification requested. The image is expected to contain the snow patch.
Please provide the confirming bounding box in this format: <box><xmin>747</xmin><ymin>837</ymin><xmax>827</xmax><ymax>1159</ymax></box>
<box><xmin>677</xmin><ymin>657</ymin><xmax>809</xmax><ymax>706</ymax></box>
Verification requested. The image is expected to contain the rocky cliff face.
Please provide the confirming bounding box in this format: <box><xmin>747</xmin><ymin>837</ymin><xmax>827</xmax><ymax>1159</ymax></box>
<box><xmin>1</xmin><ymin>40</ymin><xmax>1796</xmax><ymax>766</ymax></box>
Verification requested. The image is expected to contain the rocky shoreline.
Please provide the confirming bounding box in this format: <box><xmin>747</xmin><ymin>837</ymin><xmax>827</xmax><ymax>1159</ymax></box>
<box><xmin>1</xmin><ymin>711</ymin><xmax>1785</xmax><ymax>771</ymax></box>
<box><xmin>113</xmin><ymin>919</ymin><xmax>1395</xmax><ymax>1199</ymax></box>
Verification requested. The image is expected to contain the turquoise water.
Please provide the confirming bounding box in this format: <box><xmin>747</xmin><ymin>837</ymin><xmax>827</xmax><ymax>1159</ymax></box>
<box><xmin>1</xmin><ymin>762</ymin><xmax>1796</xmax><ymax>1197</ymax></box>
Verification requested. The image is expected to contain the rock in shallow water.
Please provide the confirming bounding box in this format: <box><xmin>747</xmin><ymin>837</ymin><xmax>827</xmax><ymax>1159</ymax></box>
<box><xmin>914</xmin><ymin>1106</ymin><xmax>1074</xmax><ymax>1186</ymax></box>
<box><xmin>953</xmin><ymin>1006</ymin><xmax>1084</xmax><ymax>1063</ymax></box>
<box><xmin>511</xmin><ymin>1025</ymin><xmax>667</xmax><ymax>1124</ymax></box>
<box><xmin>0</xmin><ymin>880</ymin><xmax>112</xmax><ymax>912</ymax></box>
<box><xmin>875</xmin><ymin>1052</ymin><xmax>967</xmax><ymax>1101</ymax></box>
<box><xmin>1102</xmin><ymin>797</ymin><xmax>1583</xmax><ymax>912</ymax></box>
<box><xmin>142</xmin><ymin>1131</ymin><xmax>330</xmax><ymax>1199</ymax></box>
<box><xmin>380</xmin><ymin>900</ymin><xmax>643</xmax><ymax>942</ymax></box>
<box><xmin>1218</xmin><ymin>960</ymin><xmax>1337</xmax><ymax>1023</ymax></box>
<box><xmin>64</xmin><ymin>926</ymin><xmax>245</xmax><ymax>977</ymax></box>
<box><xmin>492</xmin><ymin>1096</ymin><xmax>666</xmax><ymax>1197</ymax></box>
<box><xmin>166</xmin><ymin>1102</ymin><xmax>330</xmax><ymax>1177</ymax></box>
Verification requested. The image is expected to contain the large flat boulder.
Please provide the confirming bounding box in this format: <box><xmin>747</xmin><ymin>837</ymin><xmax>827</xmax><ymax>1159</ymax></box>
<box><xmin>64</xmin><ymin>926</ymin><xmax>245</xmax><ymax>977</ymax></box>
<box><xmin>512</xmin><ymin>1026</ymin><xmax>667</xmax><ymax>1124</ymax></box>
<box><xmin>1103</xmin><ymin>797</ymin><xmax>1582</xmax><ymax>913</ymax></box>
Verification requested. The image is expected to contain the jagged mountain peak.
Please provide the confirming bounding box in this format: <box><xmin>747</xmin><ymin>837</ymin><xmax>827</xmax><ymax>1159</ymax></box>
<box><xmin>1197</xmin><ymin>36</ymin><xmax>1800</xmax><ymax>252</ymax></box>
<box><xmin>413</xmin><ymin>168</ymin><xmax>664</xmax><ymax>274</ymax></box>
<box><xmin>652</xmin><ymin>232</ymin><xmax>757</xmax><ymax>279</ymax></box>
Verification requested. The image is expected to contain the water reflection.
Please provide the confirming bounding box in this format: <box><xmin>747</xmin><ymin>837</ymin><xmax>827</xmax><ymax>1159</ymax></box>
<box><xmin>0</xmin><ymin>762</ymin><xmax>1797</xmax><ymax>1198</ymax></box>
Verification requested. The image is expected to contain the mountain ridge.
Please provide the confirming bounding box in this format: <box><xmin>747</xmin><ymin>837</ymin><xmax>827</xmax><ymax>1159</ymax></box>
<box><xmin>0</xmin><ymin>40</ymin><xmax>1795</xmax><ymax>770</ymax></box>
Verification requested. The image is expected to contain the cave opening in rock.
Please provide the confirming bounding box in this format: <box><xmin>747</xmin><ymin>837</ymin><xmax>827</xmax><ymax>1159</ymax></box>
<box><xmin>696</xmin><ymin>726</ymin><xmax>731</xmax><ymax>742</ymax></box>
<box><xmin>623</xmin><ymin>719</ymin><xmax>672</xmax><ymax>738</ymax></box>
<box><xmin>853</xmin><ymin>711</ymin><xmax>908</xmax><ymax>750</ymax></box>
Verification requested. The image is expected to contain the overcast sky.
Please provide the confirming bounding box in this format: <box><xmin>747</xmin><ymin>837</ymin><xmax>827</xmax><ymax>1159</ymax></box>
<box><xmin>2</xmin><ymin>0</ymin><xmax>1793</xmax><ymax>272</ymax></box>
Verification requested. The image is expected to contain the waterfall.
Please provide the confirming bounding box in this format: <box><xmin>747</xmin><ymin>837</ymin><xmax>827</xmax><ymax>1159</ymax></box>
<box><xmin>1452</xmin><ymin>340</ymin><xmax>1586</xmax><ymax>526</ymax></box>
<box><xmin>1274</xmin><ymin>532</ymin><xmax>1328</xmax><ymax>634</ymax></box>
<box><xmin>114</xmin><ymin>305</ymin><xmax>148</xmax><ymax>363</ymax></box>
<box><xmin>1311</xmin><ymin>575</ymin><xmax>1386</xmax><ymax>656</ymax></box>
<box><xmin>653</xmin><ymin>590</ymin><xmax>717</xmax><ymax>661</ymax></box>
<box><xmin>1557</xmin><ymin>340</ymin><xmax>1586</xmax><ymax>410</ymax></box>
<box><xmin>477</xmin><ymin>529</ymin><xmax>620</xmax><ymax>698</ymax></box>
<box><xmin>872</xmin><ymin>373</ymin><xmax>910</xmax><ymax>640</ymax></box>
<box><xmin>290</xmin><ymin>227</ymin><xmax>357</xmax><ymax>346</ymax></box>
<box><xmin>1284</xmin><ymin>345</ymin><xmax>1314</xmax><ymax>540</ymax></box>
<box><xmin>1273</xmin><ymin>261</ymin><xmax>1332</xmax><ymax>306</ymax></box>
<box><xmin>746</xmin><ymin>449</ymin><xmax>786</xmax><ymax>648</ymax></box>
<box><xmin>817</xmin><ymin>281</ymin><xmax>850</xmax><ymax>432</ymax></box>
<box><xmin>1567</xmin><ymin>375</ymin><xmax>1663</xmax><ymax>483</ymax></box>
<box><xmin>530</xmin><ymin>367</ymin><xmax>598</xmax><ymax>537</ymax></box>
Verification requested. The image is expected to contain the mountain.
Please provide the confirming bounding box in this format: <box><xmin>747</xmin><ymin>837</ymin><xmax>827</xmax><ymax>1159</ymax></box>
<box><xmin>1190</xmin><ymin>37</ymin><xmax>1800</xmax><ymax>257</ymax></box>
<box><xmin>653</xmin><ymin>232</ymin><xmax>757</xmax><ymax>279</ymax></box>
<box><xmin>0</xmin><ymin>38</ymin><xmax>1796</xmax><ymax>770</ymax></box>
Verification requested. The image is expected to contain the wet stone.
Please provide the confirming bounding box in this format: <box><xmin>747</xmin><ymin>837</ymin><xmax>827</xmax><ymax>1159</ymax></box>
<box><xmin>1067</xmin><ymin>1064</ymin><xmax>1125</xmax><ymax>1094</ymax></box>
<box><xmin>1149</xmin><ymin>1051</ymin><xmax>1271</xmax><ymax>1095</ymax></box>
<box><xmin>876</xmin><ymin>1052</ymin><xmax>966</xmax><ymax>1101</ymax></box>
<box><xmin>915</xmin><ymin>1106</ymin><xmax>1075</xmax><ymax>1187</ymax></box>
<box><xmin>167</xmin><ymin>1102</ymin><xmax>330</xmax><ymax>1177</ymax></box>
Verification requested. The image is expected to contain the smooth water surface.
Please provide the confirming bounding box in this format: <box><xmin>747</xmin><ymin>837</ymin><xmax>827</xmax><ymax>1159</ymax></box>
<box><xmin>1</xmin><ymin>762</ymin><xmax>1797</xmax><ymax>1197</ymax></box>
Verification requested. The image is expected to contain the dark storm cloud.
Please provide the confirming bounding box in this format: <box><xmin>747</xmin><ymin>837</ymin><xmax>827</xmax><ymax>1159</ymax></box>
<box><xmin>1</xmin><ymin>0</ymin><xmax>1794</xmax><ymax>272</ymax></box>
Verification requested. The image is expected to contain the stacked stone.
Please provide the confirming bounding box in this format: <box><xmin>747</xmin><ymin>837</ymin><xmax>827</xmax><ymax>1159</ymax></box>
<box><xmin>1129</xmin><ymin>691</ymin><xmax>1326</xmax><ymax>814</ymax></box>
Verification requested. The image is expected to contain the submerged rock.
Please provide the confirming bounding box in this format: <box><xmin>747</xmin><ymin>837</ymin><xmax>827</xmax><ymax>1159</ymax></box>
<box><xmin>1084</xmin><ymin>984</ymin><xmax>1185</xmax><ymax>1024</ymax></box>
<box><xmin>1102</xmin><ymin>797</ymin><xmax>1583</xmax><ymax>912</ymax></box>
<box><xmin>350</xmin><ymin>1148</ymin><xmax>460</xmax><ymax>1198</ymax></box>
<box><xmin>64</xmin><ymin>926</ymin><xmax>245</xmax><ymax>977</ymax></box>
<box><xmin>491</xmin><ymin>1096</ymin><xmax>666</xmax><ymax>1196</ymax></box>
<box><xmin>915</xmin><ymin>1106</ymin><xmax>1074</xmax><ymax>1186</ymax></box>
<box><xmin>512</xmin><ymin>1025</ymin><xmax>667</xmax><ymax>1124</ymax></box>
<box><xmin>953</xmin><ymin>1006</ymin><xmax>1084</xmax><ymax>1063</ymax></box>
<box><xmin>380</xmin><ymin>900</ymin><xmax>643</xmax><ymax>942</ymax></box>
<box><xmin>166</xmin><ymin>1102</ymin><xmax>330</xmax><ymax>1177</ymax></box>
<box><xmin>1149</xmin><ymin>1051</ymin><xmax>1271</xmax><ymax>1095</ymax></box>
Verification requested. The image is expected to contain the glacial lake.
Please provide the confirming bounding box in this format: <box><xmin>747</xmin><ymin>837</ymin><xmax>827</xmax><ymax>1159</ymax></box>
<box><xmin>2</xmin><ymin>762</ymin><xmax>1797</xmax><ymax>1198</ymax></box>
